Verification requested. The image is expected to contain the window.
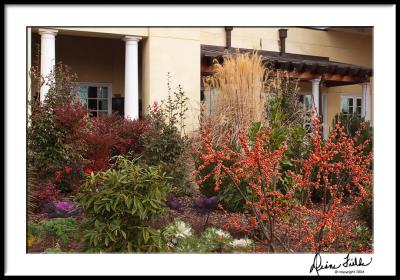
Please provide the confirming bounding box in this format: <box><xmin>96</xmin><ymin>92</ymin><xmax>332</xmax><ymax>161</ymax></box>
<box><xmin>203</xmin><ymin>87</ymin><xmax>219</xmax><ymax>115</ymax></box>
<box><xmin>77</xmin><ymin>83</ymin><xmax>112</xmax><ymax>117</ymax></box>
<box><xmin>201</xmin><ymin>75</ymin><xmax>218</xmax><ymax>116</ymax></box>
<box><xmin>298</xmin><ymin>94</ymin><xmax>313</xmax><ymax>132</ymax></box>
<box><xmin>303</xmin><ymin>95</ymin><xmax>313</xmax><ymax>111</ymax></box>
<box><xmin>341</xmin><ymin>96</ymin><xmax>362</xmax><ymax>117</ymax></box>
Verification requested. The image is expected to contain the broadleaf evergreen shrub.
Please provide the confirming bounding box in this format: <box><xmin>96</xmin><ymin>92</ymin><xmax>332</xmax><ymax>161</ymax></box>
<box><xmin>76</xmin><ymin>156</ymin><xmax>171</xmax><ymax>252</ymax></box>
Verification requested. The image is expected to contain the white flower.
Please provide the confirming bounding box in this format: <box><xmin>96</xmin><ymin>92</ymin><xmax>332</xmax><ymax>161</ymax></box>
<box><xmin>215</xmin><ymin>229</ymin><xmax>230</xmax><ymax>239</ymax></box>
<box><xmin>230</xmin><ymin>238</ymin><xmax>252</xmax><ymax>247</ymax></box>
<box><xmin>175</xmin><ymin>221</ymin><xmax>192</xmax><ymax>238</ymax></box>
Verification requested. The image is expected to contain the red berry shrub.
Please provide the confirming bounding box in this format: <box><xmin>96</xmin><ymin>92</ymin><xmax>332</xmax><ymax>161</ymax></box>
<box><xmin>193</xmin><ymin>123</ymin><xmax>288</xmax><ymax>252</ymax></box>
<box><xmin>287</xmin><ymin>115</ymin><xmax>373</xmax><ymax>253</ymax></box>
<box><xmin>193</xmin><ymin>114</ymin><xmax>373</xmax><ymax>253</ymax></box>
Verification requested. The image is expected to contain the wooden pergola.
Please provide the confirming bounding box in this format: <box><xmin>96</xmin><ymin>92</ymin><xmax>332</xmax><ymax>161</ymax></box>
<box><xmin>201</xmin><ymin>45</ymin><xmax>373</xmax><ymax>87</ymax></box>
<box><xmin>201</xmin><ymin>44</ymin><xmax>373</xmax><ymax>123</ymax></box>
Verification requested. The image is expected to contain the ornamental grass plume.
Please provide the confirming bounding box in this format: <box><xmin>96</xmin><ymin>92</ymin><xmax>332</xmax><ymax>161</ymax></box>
<box><xmin>202</xmin><ymin>50</ymin><xmax>270</xmax><ymax>147</ymax></box>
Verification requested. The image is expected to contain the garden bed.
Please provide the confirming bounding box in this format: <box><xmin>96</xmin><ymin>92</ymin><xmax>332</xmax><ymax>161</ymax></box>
<box><xmin>27</xmin><ymin>56</ymin><xmax>373</xmax><ymax>254</ymax></box>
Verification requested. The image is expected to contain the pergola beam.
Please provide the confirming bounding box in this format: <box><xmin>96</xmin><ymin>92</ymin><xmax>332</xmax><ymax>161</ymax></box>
<box><xmin>201</xmin><ymin>44</ymin><xmax>373</xmax><ymax>85</ymax></box>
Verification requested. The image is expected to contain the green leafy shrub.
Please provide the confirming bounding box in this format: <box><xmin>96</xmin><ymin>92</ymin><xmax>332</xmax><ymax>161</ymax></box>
<box><xmin>76</xmin><ymin>156</ymin><xmax>171</xmax><ymax>252</ymax></box>
<box><xmin>265</xmin><ymin>93</ymin><xmax>310</xmax><ymax>193</ymax></box>
<box><xmin>27</xmin><ymin>217</ymin><xmax>77</xmax><ymax>246</ymax></box>
<box><xmin>142</xmin><ymin>74</ymin><xmax>193</xmax><ymax>195</ymax></box>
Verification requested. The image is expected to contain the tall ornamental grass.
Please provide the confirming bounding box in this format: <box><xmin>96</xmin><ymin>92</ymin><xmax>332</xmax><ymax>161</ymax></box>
<box><xmin>202</xmin><ymin>50</ymin><xmax>270</xmax><ymax>147</ymax></box>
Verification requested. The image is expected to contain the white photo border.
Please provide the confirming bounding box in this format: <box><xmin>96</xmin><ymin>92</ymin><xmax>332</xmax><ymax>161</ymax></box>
<box><xmin>5</xmin><ymin>4</ymin><xmax>396</xmax><ymax>276</ymax></box>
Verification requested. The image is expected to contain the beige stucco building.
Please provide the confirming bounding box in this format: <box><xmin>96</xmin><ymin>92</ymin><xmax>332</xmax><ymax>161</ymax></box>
<box><xmin>28</xmin><ymin>27</ymin><xmax>373</xmax><ymax>135</ymax></box>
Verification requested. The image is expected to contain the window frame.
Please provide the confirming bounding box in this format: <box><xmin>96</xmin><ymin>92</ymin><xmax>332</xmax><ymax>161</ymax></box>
<box><xmin>341</xmin><ymin>95</ymin><xmax>362</xmax><ymax>117</ymax></box>
<box><xmin>76</xmin><ymin>82</ymin><xmax>112</xmax><ymax>116</ymax></box>
<box><xmin>298</xmin><ymin>92</ymin><xmax>313</xmax><ymax>132</ymax></box>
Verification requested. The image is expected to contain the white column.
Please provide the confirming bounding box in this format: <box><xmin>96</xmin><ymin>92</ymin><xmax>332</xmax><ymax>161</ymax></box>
<box><xmin>123</xmin><ymin>36</ymin><xmax>141</xmax><ymax>119</ymax></box>
<box><xmin>322</xmin><ymin>94</ymin><xmax>328</xmax><ymax>139</ymax></box>
<box><xmin>27</xmin><ymin>27</ymin><xmax>32</xmax><ymax>120</ymax></box>
<box><xmin>361</xmin><ymin>82</ymin><xmax>371</xmax><ymax>121</ymax></box>
<box><xmin>38</xmin><ymin>28</ymin><xmax>58</xmax><ymax>102</ymax></box>
<box><xmin>311</xmin><ymin>78</ymin><xmax>321</xmax><ymax>115</ymax></box>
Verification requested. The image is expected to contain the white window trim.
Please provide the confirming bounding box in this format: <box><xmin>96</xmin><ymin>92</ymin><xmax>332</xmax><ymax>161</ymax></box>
<box><xmin>299</xmin><ymin>91</ymin><xmax>312</xmax><ymax>111</ymax></box>
<box><xmin>340</xmin><ymin>95</ymin><xmax>362</xmax><ymax>116</ymax></box>
<box><xmin>77</xmin><ymin>82</ymin><xmax>112</xmax><ymax>115</ymax></box>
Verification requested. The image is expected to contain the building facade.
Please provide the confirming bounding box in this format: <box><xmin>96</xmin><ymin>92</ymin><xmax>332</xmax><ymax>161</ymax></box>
<box><xmin>28</xmin><ymin>27</ymin><xmax>373</xmax><ymax>135</ymax></box>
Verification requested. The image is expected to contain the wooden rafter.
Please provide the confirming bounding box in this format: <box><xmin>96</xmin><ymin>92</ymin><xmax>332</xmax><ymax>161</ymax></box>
<box><xmin>201</xmin><ymin>44</ymin><xmax>373</xmax><ymax>85</ymax></box>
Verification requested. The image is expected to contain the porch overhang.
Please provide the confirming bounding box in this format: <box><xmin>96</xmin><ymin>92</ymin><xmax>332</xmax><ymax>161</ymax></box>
<box><xmin>201</xmin><ymin>45</ymin><xmax>373</xmax><ymax>86</ymax></box>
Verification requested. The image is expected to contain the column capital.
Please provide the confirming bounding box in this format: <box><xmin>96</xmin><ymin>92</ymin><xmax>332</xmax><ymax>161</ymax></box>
<box><xmin>38</xmin><ymin>28</ymin><xmax>58</xmax><ymax>37</ymax></box>
<box><xmin>123</xmin><ymin>36</ymin><xmax>142</xmax><ymax>44</ymax></box>
<box><xmin>311</xmin><ymin>78</ymin><xmax>321</xmax><ymax>84</ymax></box>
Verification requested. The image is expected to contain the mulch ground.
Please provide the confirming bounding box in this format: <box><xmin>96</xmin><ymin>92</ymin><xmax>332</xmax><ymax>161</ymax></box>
<box><xmin>27</xmin><ymin>188</ymin><xmax>372</xmax><ymax>253</ymax></box>
<box><xmin>152</xmin><ymin>191</ymin><xmax>250</xmax><ymax>237</ymax></box>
